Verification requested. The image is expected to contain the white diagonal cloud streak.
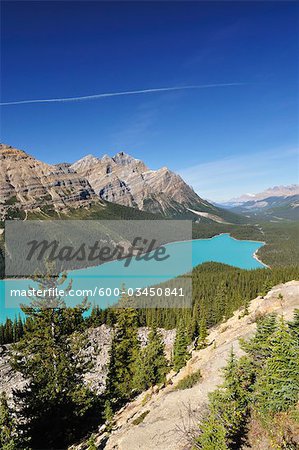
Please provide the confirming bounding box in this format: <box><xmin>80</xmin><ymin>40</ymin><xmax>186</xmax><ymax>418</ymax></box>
<box><xmin>0</xmin><ymin>83</ymin><xmax>245</xmax><ymax>106</ymax></box>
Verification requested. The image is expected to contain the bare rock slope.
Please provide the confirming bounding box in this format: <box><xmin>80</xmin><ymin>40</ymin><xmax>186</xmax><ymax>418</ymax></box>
<box><xmin>0</xmin><ymin>326</ymin><xmax>175</xmax><ymax>402</ymax></box>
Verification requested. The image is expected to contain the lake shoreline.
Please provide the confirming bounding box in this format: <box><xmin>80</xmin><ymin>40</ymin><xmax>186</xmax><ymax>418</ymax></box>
<box><xmin>253</xmin><ymin>248</ymin><xmax>269</xmax><ymax>269</ymax></box>
<box><xmin>1</xmin><ymin>233</ymin><xmax>268</xmax><ymax>323</ymax></box>
<box><xmin>1</xmin><ymin>232</ymin><xmax>268</xmax><ymax>282</ymax></box>
<box><xmin>171</xmin><ymin>233</ymin><xmax>268</xmax><ymax>269</ymax></box>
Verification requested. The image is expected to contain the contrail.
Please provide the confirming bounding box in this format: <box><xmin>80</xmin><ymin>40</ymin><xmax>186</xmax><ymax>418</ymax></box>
<box><xmin>0</xmin><ymin>83</ymin><xmax>245</xmax><ymax>106</ymax></box>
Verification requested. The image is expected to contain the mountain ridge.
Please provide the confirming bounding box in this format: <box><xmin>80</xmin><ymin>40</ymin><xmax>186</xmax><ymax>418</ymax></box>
<box><xmin>0</xmin><ymin>143</ymin><xmax>244</xmax><ymax>224</ymax></box>
<box><xmin>219</xmin><ymin>184</ymin><xmax>299</xmax><ymax>221</ymax></box>
<box><xmin>223</xmin><ymin>184</ymin><xmax>299</xmax><ymax>206</ymax></box>
<box><xmin>70</xmin><ymin>150</ymin><xmax>243</xmax><ymax>221</ymax></box>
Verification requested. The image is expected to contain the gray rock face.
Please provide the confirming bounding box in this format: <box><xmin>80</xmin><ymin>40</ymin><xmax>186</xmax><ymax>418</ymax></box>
<box><xmin>83</xmin><ymin>325</ymin><xmax>113</xmax><ymax>394</ymax></box>
<box><xmin>0</xmin><ymin>325</ymin><xmax>176</xmax><ymax>400</ymax></box>
<box><xmin>0</xmin><ymin>344</ymin><xmax>27</xmax><ymax>403</ymax></box>
<box><xmin>71</xmin><ymin>151</ymin><xmax>207</xmax><ymax>216</ymax></box>
<box><xmin>0</xmin><ymin>144</ymin><xmax>97</xmax><ymax>219</ymax></box>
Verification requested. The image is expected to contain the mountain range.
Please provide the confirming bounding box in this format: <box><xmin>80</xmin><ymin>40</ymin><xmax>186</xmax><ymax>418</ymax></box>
<box><xmin>221</xmin><ymin>184</ymin><xmax>299</xmax><ymax>221</ymax></box>
<box><xmin>0</xmin><ymin>143</ymin><xmax>242</xmax><ymax>224</ymax></box>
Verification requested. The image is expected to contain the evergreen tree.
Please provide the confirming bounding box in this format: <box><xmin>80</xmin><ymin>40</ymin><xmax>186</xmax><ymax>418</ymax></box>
<box><xmin>86</xmin><ymin>434</ymin><xmax>97</xmax><ymax>450</ymax></box>
<box><xmin>0</xmin><ymin>392</ymin><xmax>17</xmax><ymax>450</ymax></box>
<box><xmin>198</xmin><ymin>312</ymin><xmax>208</xmax><ymax>348</ymax></box>
<box><xmin>240</xmin><ymin>313</ymin><xmax>278</xmax><ymax>366</ymax></box>
<box><xmin>189</xmin><ymin>313</ymin><xmax>199</xmax><ymax>343</ymax></box>
<box><xmin>195</xmin><ymin>411</ymin><xmax>228</xmax><ymax>450</ymax></box>
<box><xmin>215</xmin><ymin>281</ymin><xmax>229</xmax><ymax>322</ymax></box>
<box><xmin>288</xmin><ymin>308</ymin><xmax>299</xmax><ymax>343</ymax></box>
<box><xmin>243</xmin><ymin>296</ymin><xmax>250</xmax><ymax>316</ymax></box>
<box><xmin>104</xmin><ymin>399</ymin><xmax>114</xmax><ymax>422</ymax></box>
<box><xmin>173</xmin><ymin>320</ymin><xmax>189</xmax><ymax>372</ymax></box>
<box><xmin>11</xmin><ymin>272</ymin><xmax>97</xmax><ymax>449</ymax></box>
<box><xmin>106</xmin><ymin>296</ymin><xmax>140</xmax><ymax>405</ymax></box>
<box><xmin>133</xmin><ymin>326</ymin><xmax>168</xmax><ymax>391</ymax></box>
<box><xmin>208</xmin><ymin>349</ymin><xmax>254</xmax><ymax>448</ymax></box>
<box><xmin>259</xmin><ymin>279</ymin><xmax>273</xmax><ymax>297</ymax></box>
<box><xmin>254</xmin><ymin>318</ymin><xmax>299</xmax><ymax>418</ymax></box>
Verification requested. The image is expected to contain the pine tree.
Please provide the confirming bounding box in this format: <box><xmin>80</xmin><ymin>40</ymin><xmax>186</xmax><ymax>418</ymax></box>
<box><xmin>243</xmin><ymin>296</ymin><xmax>250</xmax><ymax>316</ymax></box>
<box><xmin>254</xmin><ymin>318</ymin><xmax>299</xmax><ymax>418</ymax></box>
<box><xmin>11</xmin><ymin>272</ymin><xmax>96</xmax><ymax>449</ymax></box>
<box><xmin>194</xmin><ymin>310</ymin><xmax>299</xmax><ymax>449</ymax></box>
<box><xmin>106</xmin><ymin>292</ymin><xmax>140</xmax><ymax>405</ymax></box>
<box><xmin>208</xmin><ymin>349</ymin><xmax>253</xmax><ymax>448</ymax></box>
<box><xmin>133</xmin><ymin>326</ymin><xmax>168</xmax><ymax>391</ymax></box>
<box><xmin>198</xmin><ymin>312</ymin><xmax>208</xmax><ymax>349</ymax></box>
<box><xmin>259</xmin><ymin>279</ymin><xmax>273</xmax><ymax>297</ymax></box>
<box><xmin>189</xmin><ymin>313</ymin><xmax>199</xmax><ymax>343</ymax></box>
<box><xmin>240</xmin><ymin>313</ymin><xmax>278</xmax><ymax>366</ymax></box>
<box><xmin>288</xmin><ymin>308</ymin><xmax>299</xmax><ymax>343</ymax></box>
<box><xmin>104</xmin><ymin>399</ymin><xmax>114</xmax><ymax>422</ymax></box>
<box><xmin>215</xmin><ymin>281</ymin><xmax>229</xmax><ymax>322</ymax></box>
<box><xmin>16</xmin><ymin>315</ymin><xmax>24</xmax><ymax>341</ymax></box>
<box><xmin>173</xmin><ymin>320</ymin><xmax>189</xmax><ymax>372</ymax></box>
<box><xmin>195</xmin><ymin>411</ymin><xmax>228</xmax><ymax>450</ymax></box>
<box><xmin>0</xmin><ymin>392</ymin><xmax>17</xmax><ymax>450</ymax></box>
<box><xmin>86</xmin><ymin>434</ymin><xmax>97</xmax><ymax>450</ymax></box>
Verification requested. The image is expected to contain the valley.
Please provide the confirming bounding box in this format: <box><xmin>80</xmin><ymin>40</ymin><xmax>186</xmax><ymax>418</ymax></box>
<box><xmin>0</xmin><ymin>143</ymin><xmax>298</xmax><ymax>450</ymax></box>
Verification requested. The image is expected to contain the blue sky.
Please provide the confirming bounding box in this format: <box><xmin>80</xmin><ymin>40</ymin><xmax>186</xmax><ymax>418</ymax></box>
<box><xmin>1</xmin><ymin>1</ymin><xmax>298</xmax><ymax>201</ymax></box>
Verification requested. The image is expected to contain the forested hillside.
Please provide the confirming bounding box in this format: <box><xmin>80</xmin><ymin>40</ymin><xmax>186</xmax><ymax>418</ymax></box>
<box><xmin>194</xmin><ymin>311</ymin><xmax>299</xmax><ymax>449</ymax></box>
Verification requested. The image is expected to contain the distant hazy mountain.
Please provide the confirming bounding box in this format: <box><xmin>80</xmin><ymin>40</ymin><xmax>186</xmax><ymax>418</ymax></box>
<box><xmin>221</xmin><ymin>185</ymin><xmax>299</xmax><ymax>221</ymax></box>
<box><xmin>223</xmin><ymin>184</ymin><xmax>299</xmax><ymax>207</ymax></box>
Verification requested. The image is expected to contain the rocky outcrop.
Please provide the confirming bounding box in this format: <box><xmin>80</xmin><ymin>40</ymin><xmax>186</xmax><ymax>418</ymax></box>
<box><xmin>0</xmin><ymin>325</ymin><xmax>176</xmax><ymax>401</ymax></box>
<box><xmin>0</xmin><ymin>344</ymin><xmax>27</xmax><ymax>402</ymax></box>
<box><xmin>71</xmin><ymin>151</ymin><xmax>213</xmax><ymax>216</ymax></box>
<box><xmin>0</xmin><ymin>144</ymin><xmax>98</xmax><ymax>219</ymax></box>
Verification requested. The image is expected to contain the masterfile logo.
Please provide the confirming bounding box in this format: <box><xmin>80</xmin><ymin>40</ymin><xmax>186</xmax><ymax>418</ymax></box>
<box><xmin>4</xmin><ymin>220</ymin><xmax>192</xmax><ymax>309</ymax></box>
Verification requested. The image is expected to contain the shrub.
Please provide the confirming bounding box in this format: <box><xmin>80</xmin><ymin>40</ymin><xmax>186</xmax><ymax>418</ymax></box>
<box><xmin>175</xmin><ymin>369</ymin><xmax>201</xmax><ymax>390</ymax></box>
<box><xmin>132</xmin><ymin>410</ymin><xmax>150</xmax><ymax>425</ymax></box>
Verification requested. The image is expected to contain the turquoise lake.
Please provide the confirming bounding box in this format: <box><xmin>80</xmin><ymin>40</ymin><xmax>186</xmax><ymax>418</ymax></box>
<box><xmin>0</xmin><ymin>233</ymin><xmax>265</xmax><ymax>323</ymax></box>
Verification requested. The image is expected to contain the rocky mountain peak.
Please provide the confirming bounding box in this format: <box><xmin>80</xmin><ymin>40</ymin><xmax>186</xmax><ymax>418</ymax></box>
<box><xmin>0</xmin><ymin>143</ymin><xmax>28</xmax><ymax>159</ymax></box>
<box><xmin>0</xmin><ymin>144</ymin><xmax>97</xmax><ymax>220</ymax></box>
<box><xmin>71</xmin><ymin>154</ymin><xmax>99</xmax><ymax>171</ymax></box>
<box><xmin>112</xmin><ymin>151</ymin><xmax>139</xmax><ymax>166</ymax></box>
<box><xmin>71</xmin><ymin>150</ymin><xmax>206</xmax><ymax>216</ymax></box>
<box><xmin>101</xmin><ymin>154</ymin><xmax>113</xmax><ymax>161</ymax></box>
